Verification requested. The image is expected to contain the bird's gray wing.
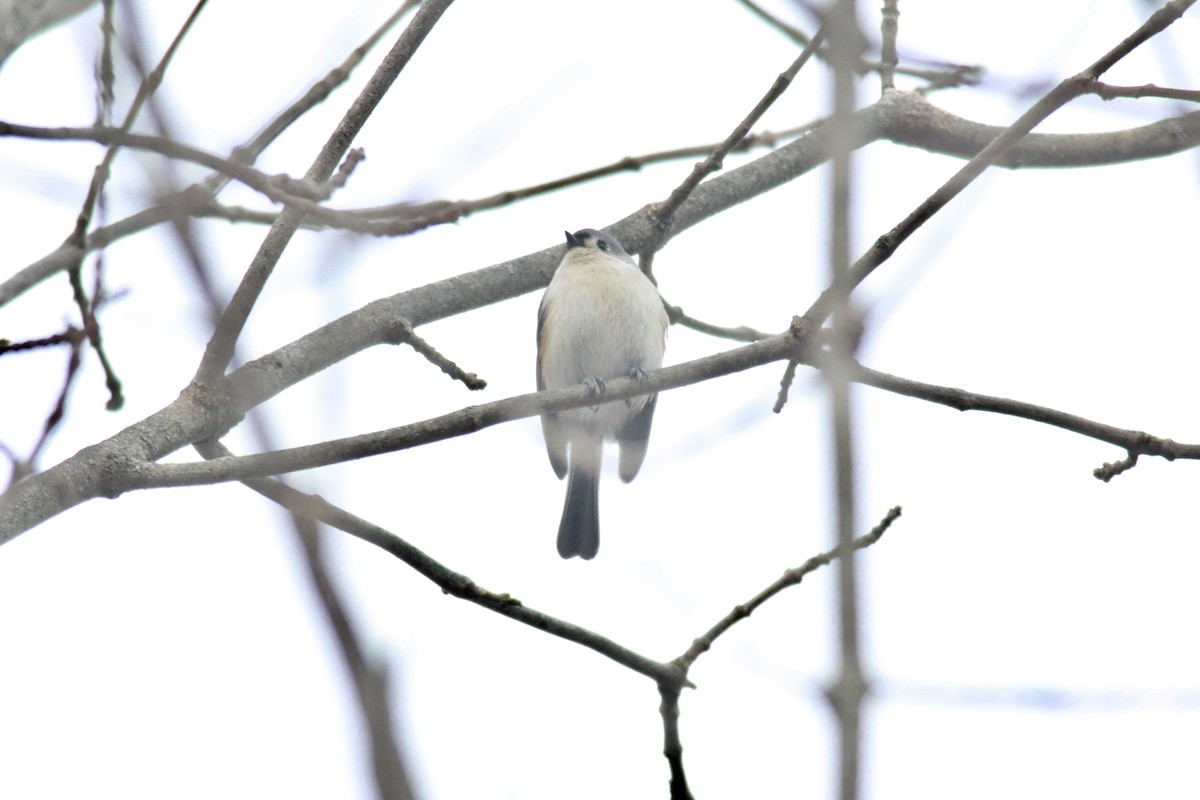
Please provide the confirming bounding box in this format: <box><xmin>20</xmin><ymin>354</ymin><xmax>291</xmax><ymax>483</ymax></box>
<box><xmin>537</xmin><ymin>297</ymin><xmax>569</xmax><ymax>479</ymax></box>
<box><xmin>616</xmin><ymin>393</ymin><xmax>657</xmax><ymax>483</ymax></box>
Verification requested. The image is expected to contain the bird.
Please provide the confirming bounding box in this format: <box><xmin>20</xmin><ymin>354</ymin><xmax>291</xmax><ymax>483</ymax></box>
<box><xmin>536</xmin><ymin>228</ymin><xmax>669</xmax><ymax>559</ymax></box>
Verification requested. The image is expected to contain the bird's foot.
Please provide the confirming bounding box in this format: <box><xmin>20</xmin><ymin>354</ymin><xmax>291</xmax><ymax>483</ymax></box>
<box><xmin>583</xmin><ymin>376</ymin><xmax>606</xmax><ymax>411</ymax></box>
<box><xmin>625</xmin><ymin>367</ymin><xmax>648</xmax><ymax>407</ymax></box>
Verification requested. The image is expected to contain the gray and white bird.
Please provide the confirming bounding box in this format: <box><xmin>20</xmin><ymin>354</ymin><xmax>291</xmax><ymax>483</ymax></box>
<box><xmin>536</xmin><ymin>229</ymin><xmax>669</xmax><ymax>559</ymax></box>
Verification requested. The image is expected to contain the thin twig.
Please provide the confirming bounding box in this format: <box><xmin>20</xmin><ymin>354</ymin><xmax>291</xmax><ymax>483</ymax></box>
<box><xmin>387</xmin><ymin>317</ymin><xmax>487</xmax><ymax>390</ymax></box>
<box><xmin>659</xmin><ymin>683</ymin><xmax>693</xmax><ymax>800</ymax></box>
<box><xmin>1090</xmin><ymin>81</ymin><xmax>1200</xmax><ymax>102</ymax></box>
<box><xmin>736</xmin><ymin>0</ymin><xmax>980</xmax><ymax>88</ymax></box>
<box><xmin>234</xmin><ymin>0</ymin><xmax>422</xmax><ymax>166</ymax></box>
<box><xmin>0</xmin><ymin>122</ymin><xmax>356</xmax><ymax>208</ymax></box>
<box><xmin>773</xmin><ymin>360</ymin><xmax>799</xmax><ymax>413</ymax></box>
<box><xmin>675</xmin><ymin>506</ymin><xmax>901</xmax><ymax>669</ymax></box>
<box><xmin>655</xmin><ymin>505</ymin><xmax>897</xmax><ymax>800</ymax></box>
<box><xmin>4</xmin><ymin>329</ymin><xmax>86</xmax><ymax>486</ymax></box>
<box><xmin>60</xmin><ymin>2</ymin><xmax>209</xmax><ymax>413</ymax></box>
<box><xmin>663</xmin><ymin>303</ymin><xmax>770</xmax><ymax>343</ymax></box>
<box><xmin>70</xmin><ymin>0</ymin><xmax>208</xmax><ymax>248</ymax></box>
<box><xmin>842</xmin><ymin>361</ymin><xmax>1194</xmax><ymax>481</ymax></box>
<box><xmin>879</xmin><ymin>0</ymin><xmax>899</xmax><ymax>91</ymax></box>
<box><xmin>0</xmin><ymin>329</ymin><xmax>85</xmax><ymax>353</ymax></box>
<box><xmin>640</xmin><ymin>27</ymin><xmax>826</xmax><ymax>277</ymax></box>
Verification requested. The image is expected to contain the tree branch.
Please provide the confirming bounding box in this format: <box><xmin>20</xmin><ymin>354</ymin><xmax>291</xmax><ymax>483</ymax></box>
<box><xmin>4</xmin><ymin>4</ymin><xmax>1200</xmax><ymax>538</ymax></box>
<box><xmin>6</xmin><ymin>81</ymin><xmax>1200</xmax><ymax>537</ymax></box>
<box><xmin>803</xmin><ymin>0</ymin><xmax>1199</xmax><ymax>330</ymax></box>
<box><xmin>101</xmin><ymin>326</ymin><xmax>812</xmax><ymax>494</ymax></box>
<box><xmin>194</xmin><ymin>0</ymin><xmax>458</xmax><ymax>383</ymax></box>
<box><xmin>0</xmin><ymin>2</ymin><xmax>419</xmax><ymax>307</ymax></box>
<box><xmin>844</xmin><ymin>361</ymin><xmax>1200</xmax><ymax>479</ymax></box>
<box><xmin>5</xmin><ymin>89</ymin><xmax>1199</xmax><ymax>309</ymax></box>
<box><xmin>674</xmin><ymin>506</ymin><xmax>901</xmax><ymax>671</ymax></box>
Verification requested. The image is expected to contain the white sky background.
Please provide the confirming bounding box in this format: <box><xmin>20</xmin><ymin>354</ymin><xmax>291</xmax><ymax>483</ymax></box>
<box><xmin>1</xmin><ymin>1</ymin><xmax>1199</xmax><ymax>798</ymax></box>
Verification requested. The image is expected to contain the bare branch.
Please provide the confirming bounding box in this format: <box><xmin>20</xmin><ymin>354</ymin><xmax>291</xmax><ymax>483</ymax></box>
<box><xmin>385</xmin><ymin>317</ymin><xmax>487</xmax><ymax>391</ymax></box>
<box><xmin>55</xmin><ymin>2</ymin><xmax>210</xmax><ymax>416</ymax></box>
<box><xmin>3</xmin><ymin>327</ymin><xmax>85</xmax><ymax>486</ymax></box>
<box><xmin>845</xmin><ymin>361</ymin><xmax>1199</xmax><ymax>480</ymax></box>
<box><xmin>0</xmin><ymin>3</ymin><xmax>418</xmax><ymax>306</ymax></box>
<box><xmin>736</xmin><ymin>0</ymin><xmax>980</xmax><ymax>89</ymax></box>
<box><xmin>664</xmin><ymin>303</ymin><xmax>771</xmax><ymax>343</ymax></box>
<box><xmin>675</xmin><ymin>506</ymin><xmax>901</xmax><ymax>670</ymax></box>
<box><xmin>194</xmin><ymin>0</ymin><xmax>459</xmax><ymax>384</ymax></box>
<box><xmin>215</xmin><ymin>463</ymin><xmax>680</xmax><ymax>683</ymax></box>
<box><xmin>6</xmin><ymin>90</ymin><xmax>1199</xmax><ymax>309</ymax></box>
<box><xmin>883</xmin><ymin>92</ymin><xmax>1200</xmax><ymax>167</ymax></box>
<box><xmin>70</xmin><ymin>0</ymin><xmax>208</xmax><ymax>248</ymax></box>
<box><xmin>802</xmin><ymin>0</ymin><xmax>1200</xmax><ymax>331</ymax></box>
<box><xmin>878</xmin><ymin>0</ymin><xmax>899</xmax><ymax>91</ymax></box>
<box><xmin>640</xmin><ymin>26</ymin><xmax>826</xmax><ymax>276</ymax></box>
<box><xmin>659</xmin><ymin>683</ymin><xmax>693</xmax><ymax>800</ymax></box>
<box><xmin>1090</xmin><ymin>81</ymin><xmax>1200</xmax><ymax>102</ymax></box>
<box><xmin>115</xmin><ymin>326</ymin><xmax>812</xmax><ymax>493</ymax></box>
<box><xmin>4</xmin><ymin>0</ymin><xmax>1200</xmax><ymax>537</ymax></box>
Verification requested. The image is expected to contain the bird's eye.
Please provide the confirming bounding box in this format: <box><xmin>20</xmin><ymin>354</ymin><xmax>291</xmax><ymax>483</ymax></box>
<box><xmin>597</xmin><ymin>240</ymin><xmax>609</xmax><ymax>251</ymax></box>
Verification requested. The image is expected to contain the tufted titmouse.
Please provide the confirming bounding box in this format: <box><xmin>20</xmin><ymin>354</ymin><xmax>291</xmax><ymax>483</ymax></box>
<box><xmin>536</xmin><ymin>229</ymin><xmax>669</xmax><ymax>559</ymax></box>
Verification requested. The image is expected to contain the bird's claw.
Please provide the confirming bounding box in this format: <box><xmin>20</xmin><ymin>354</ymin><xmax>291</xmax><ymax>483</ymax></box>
<box><xmin>625</xmin><ymin>367</ymin><xmax>648</xmax><ymax>407</ymax></box>
<box><xmin>583</xmin><ymin>376</ymin><xmax>606</xmax><ymax>411</ymax></box>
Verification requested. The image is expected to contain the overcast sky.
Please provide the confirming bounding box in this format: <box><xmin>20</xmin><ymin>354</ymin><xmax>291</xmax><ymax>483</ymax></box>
<box><xmin>2</xmin><ymin>1</ymin><xmax>1199</xmax><ymax>798</ymax></box>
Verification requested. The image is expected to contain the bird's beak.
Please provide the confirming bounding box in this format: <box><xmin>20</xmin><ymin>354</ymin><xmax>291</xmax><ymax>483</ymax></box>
<box><xmin>564</xmin><ymin>230</ymin><xmax>582</xmax><ymax>249</ymax></box>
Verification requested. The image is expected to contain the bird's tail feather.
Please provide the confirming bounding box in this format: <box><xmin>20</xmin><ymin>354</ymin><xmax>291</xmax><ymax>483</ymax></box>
<box><xmin>557</xmin><ymin>440</ymin><xmax>601</xmax><ymax>559</ymax></box>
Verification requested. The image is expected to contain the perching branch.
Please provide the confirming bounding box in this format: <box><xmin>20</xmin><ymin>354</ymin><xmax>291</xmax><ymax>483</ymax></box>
<box><xmin>3</xmin><ymin>6</ymin><xmax>1199</xmax><ymax>541</ymax></box>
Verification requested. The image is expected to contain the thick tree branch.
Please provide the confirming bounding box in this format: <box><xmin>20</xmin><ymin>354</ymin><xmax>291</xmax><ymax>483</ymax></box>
<box><xmin>0</xmin><ymin>318</ymin><xmax>812</xmax><ymax>537</ymax></box>
<box><xmin>5</xmin><ymin>90</ymin><xmax>1200</xmax><ymax>308</ymax></box>
<box><xmin>884</xmin><ymin>92</ymin><xmax>1200</xmax><ymax>167</ymax></box>
<box><xmin>92</xmin><ymin>327</ymin><xmax>812</xmax><ymax>493</ymax></box>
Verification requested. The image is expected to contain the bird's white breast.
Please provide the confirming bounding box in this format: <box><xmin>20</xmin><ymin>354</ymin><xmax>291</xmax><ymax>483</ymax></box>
<box><xmin>540</xmin><ymin>249</ymin><xmax>667</xmax><ymax>436</ymax></box>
